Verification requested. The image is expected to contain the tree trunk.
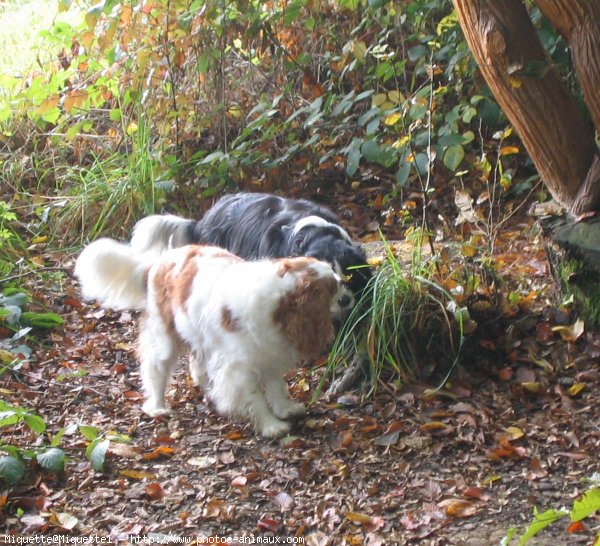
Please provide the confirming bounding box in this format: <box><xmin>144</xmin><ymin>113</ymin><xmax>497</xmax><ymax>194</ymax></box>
<box><xmin>535</xmin><ymin>0</ymin><xmax>600</xmax><ymax>130</ymax></box>
<box><xmin>534</xmin><ymin>0</ymin><xmax>600</xmax><ymax>214</ymax></box>
<box><xmin>452</xmin><ymin>0</ymin><xmax>600</xmax><ymax>215</ymax></box>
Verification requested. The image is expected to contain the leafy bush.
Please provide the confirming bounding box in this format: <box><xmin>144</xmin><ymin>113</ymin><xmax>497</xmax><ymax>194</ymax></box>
<box><xmin>0</xmin><ymin>410</ymin><xmax>131</xmax><ymax>485</ymax></box>
<box><xmin>0</xmin><ymin>400</ymin><xmax>67</xmax><ymax>485</ymax></box>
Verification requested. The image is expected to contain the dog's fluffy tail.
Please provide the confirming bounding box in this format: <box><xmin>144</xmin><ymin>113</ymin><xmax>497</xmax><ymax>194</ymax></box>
<box><xmin>130</xmin><ymin>214</ymin><xmax>195</xmax><ymax>255</ymax></box>
<box><xmin>75</xmin><ymin>238</ymin><xmax>150</xmax><ymax>310</ymax></box>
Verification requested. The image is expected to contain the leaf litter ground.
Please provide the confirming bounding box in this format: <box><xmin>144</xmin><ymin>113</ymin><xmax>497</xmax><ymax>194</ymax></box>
<box><xmin>1</xmin><ymin>207</ymin><xmax>600</xmax><ymax>545</ymax></box>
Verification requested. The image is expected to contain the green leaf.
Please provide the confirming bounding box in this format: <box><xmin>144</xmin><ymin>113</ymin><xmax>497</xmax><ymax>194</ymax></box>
<box><xmin>283</xmin><ymin>0</ymin><xmax>305</xmax><ymax>25</ymax></box>
<box><xmin>0</xmin><ymin>455</ymin><xmax>25</xmax><ymax>485</ymax></box>
<box><xmin>51</xmin><ymin>427</ymin><xmax>67</xmax><ymax>447</ymax></box>
<box><xmin>518</xmin><ymin>508</ymin><xmax>567</xmax><ymax>545</ymax></box>
<box><xmin>501</xmin><ymin>527</ymin><xmax>518</xmax><ymax>546</ymax></box>
<box><xmin>338</xmin><ymin>0</ymin><xmax>358</xmax><ymax>9</ymax></box>
<box><xmin>20</xmin><ymin>312</ymin><xmax>64</xmax><ymax>329</ymax></box>
<box><xmin>571</xmin><ymin>488</ymin><xmax>600</xmax><ymax>522</ymax></box>
<box><xmin>89</xmin><ymin>439</ymin><xmax>110</xmax><ymax>472</ymax></box>
<box><xmin>443</xmin><ymin>144</ymin><xmax>465</xmax><ymax>171</ymax></box>
<box><xmin>24</xmin><ymin>414</ymin><xmax>46</xmax><ymax>435</ymax></box>
<box><xmin>408</xmin><ymin>45</ymin><xmax>428</xmax><ymax>62</ymax></box>
<box><xmin>361</xmin><ymin>140</ymin><xmax>381</xmax><ymax>163</ymax></box>
<box><xmin>0</xmin><ymin>411</ymin><xmax>20</xmax><ymax>429</ymax></box>
<box><xmin>414</xmin><ymin>153</ymin><xmax>429</xmax><ymax>176</ymax></box>
<box><xmin>37</xmin><ymin>448</ymin><xmax>67</xmax><ymax>472</ymax></box>
<box><xmin>58</xmin><ymin>0</ymin><xmax>72</xmax><ymax>12</ymax></box>
<box><xmin>346</xmin><ymin>138</ymin><xmax>362</xmax><ymax>176</ymax></box>
<box><xmin>438</xmin><ymin>133</ymin><xmax>465</xmax><ymax>147</ymax></box>
<box><xmin>396</xmin><ymin>162</ymin><xmax>411</xmax><ymax>187</ymax></box>
<box><xmin>79</xmin><ymin>425</ymin><xmax>99</xmax><ymax>442</ymax></box>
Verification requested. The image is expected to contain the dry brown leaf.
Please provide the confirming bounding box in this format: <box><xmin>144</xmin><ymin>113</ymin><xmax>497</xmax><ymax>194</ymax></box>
<box><xmin>145</xmin><ymin>482</ymin><xmax>164</xmax><ymax>501</ymax></box>
<box><xmin>119</xmin><ymin>469</ymin><xmax>157</xmax><ymax>480</ymax></box>
<box><xmin>439</xmin><ymin>498</ymin><xmax>478</xmax><ymax>518</ymax></box>
<box><xmin>271</xmin><ymin>491</ymin><xmax>295</xmax><ymax>512</ymax></box>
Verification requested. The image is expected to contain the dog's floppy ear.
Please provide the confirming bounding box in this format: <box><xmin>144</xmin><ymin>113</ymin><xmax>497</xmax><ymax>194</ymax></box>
<box><xmin>274</xmin><ymin>263</ymin><xmax>338</xmax><ymax>358</ymax></box>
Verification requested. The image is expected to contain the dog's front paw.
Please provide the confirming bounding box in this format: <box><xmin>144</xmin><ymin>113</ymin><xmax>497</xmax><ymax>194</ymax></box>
<box><xmin>142</xmin><ymin>402</ymin><xmax>173</xmax><ymax>418</ymax></box>
<box><xmin>259</xmin><ymin>418</ymin><xmax>291</xmax><ymax>438</ymax></box>
<box><xmin>276</xmin><ymin>402</ymin><xmax>306</xmax><ymax>419</ymax></box>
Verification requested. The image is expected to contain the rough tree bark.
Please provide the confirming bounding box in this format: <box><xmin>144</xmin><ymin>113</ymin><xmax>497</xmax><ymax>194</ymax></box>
<box><xmin>452</xmin><ymin>0</ymin><xmax>600</xmax><ymax>216</ymax></box>
<box><xmin>534</xmin><ymin>0</ymin><xmax>600</xmax><ymax>213</ymax></box>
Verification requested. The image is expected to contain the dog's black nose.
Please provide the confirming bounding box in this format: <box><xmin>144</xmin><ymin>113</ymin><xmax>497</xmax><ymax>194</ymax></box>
<box><xmin>338</xmin><ymin>294</ymin><xmax>353</xmax><ymax>308</ymax></box>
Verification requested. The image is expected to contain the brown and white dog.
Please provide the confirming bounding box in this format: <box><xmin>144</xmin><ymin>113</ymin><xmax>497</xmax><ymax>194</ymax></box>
<box><xmin>74</xmin><ymin>239</ymin><xmax>351</xmax><ymax>437</ymax></box>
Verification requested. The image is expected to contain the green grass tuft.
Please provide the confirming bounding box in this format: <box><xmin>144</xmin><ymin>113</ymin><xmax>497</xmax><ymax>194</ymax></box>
<box><xmin>323</xmin><ymin>233</ymin><xmax>464</xmax><ymax>395</ymax></box>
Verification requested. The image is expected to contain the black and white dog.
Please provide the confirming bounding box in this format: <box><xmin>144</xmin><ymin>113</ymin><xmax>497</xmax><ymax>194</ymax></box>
<box><xmin>130</xmin><ymin>193</ymin><xmax>371</xmax><ymax>300</ymax></box>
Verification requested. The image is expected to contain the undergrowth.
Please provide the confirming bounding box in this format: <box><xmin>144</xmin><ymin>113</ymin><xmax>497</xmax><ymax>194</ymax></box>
<box><xmin>324</xmin><ymin>231</ymin><xmax>466</xmax><ymax>394</ymax></box>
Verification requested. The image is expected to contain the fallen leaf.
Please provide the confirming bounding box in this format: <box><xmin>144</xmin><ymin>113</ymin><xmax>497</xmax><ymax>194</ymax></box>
<box><xmin>374</xmin><ymin>429</ymin><xmax>401</xmax><ymax>447</ymax></box>
<box><xmin>219</xmin><ymin>451</ymin><xmax>235</xmax><ymax>464</ymax></box>
<box><xmin>119</xmin><ymin>469</ymin><xmax>158</xmax><ymax>480</ymax></box>
<box><xmin>552</xmin><ymin>318</ymin><xmax>584</xmax><ymax>342</ymax></box>
<box><xmin>204</xmin><ymin>499</ymin><xmax>224</xmax><ymax>519</ymax></box>
<box><xmin>420</xmin><ymin>421</ymin><xmax>448</xmax><ymax>432</ymax></box>
<box><xmin>188</xmin><ymin>456</ymin><xmax>217</xmax><ymax>468</ymax></box>
<box><xmin>536</xmin><ymin>321</ymin><xmax>555</xmax><ymax>342</ymax></box>
<box><xmin>439</xmin><ymin>499</ymin><xmax>478</xmax><ymax>518</ymax></box>
<box><xmin>271</xmin><ymin>491</ymin><xmax>295</xmax><ymax>512</ymax></box>
<box><xmin>463</xmin><ymin>487</ymin><xmax>490</xmax><ymax>502</ymax></box>
<box><xmin>481</xmin><ymin>475</ymin><xmax>502</xmax><ymax>486</ymax></box>
<box><xmin>145</xmin><ymin>482</ymin><xmax>164</xmax><ymax>501</ymax></box>
<box><xmin>341</xmin><ymin>430</ymin><xmax>353</xmax><ymax>447</ymax></box>
<box><xmin>257</xmin><ymin>518</ymin><xmax>281</xmax><ymax>533</ymax></box>
<box><xmin>568</xmin><ymin>383</ymin><xmax>585</xmax><ymax>397</ymax></box>
<box><xmin>567</xmin><ymin>521</ymin><xmax>586</xmax><ymax>533</ymax></box>
<box><xmin>49</xmin><ymin>511</ymin><xmax>78</xmax><ymax>531</ymax></box>
<box><xmin>224</xmin><ymin>430</ymin><xmax>244</xmax><ymax>440</ymax></box>
<box><xmin>109</xmin><ymin>443</ymin><xmax>140</xmax><ymax>459</ymax></box>
<box><xmin>505</xmin><ymin>426</ymin><xmax>524</xmax><ymax>440</ymax></box>
<box><xmin>527</xmin><ymin>457</ymin><xmax>548</xmax><ymax>479</ymax></box>
<box><xmin>143</xmin><ymin>445</ymin><xmax>175</xmax><ymax>460</ymax></box>
<box><xmin>346</xmin><ymin>511</ymin><xmax>374</xmax><ymax>524</ymax></box>
<box><xmin>231</xmin><ymin>476</ymin><xmax>247</xmax><ymax>487</ymax></box>
<box><xmin>521</xmin><ymin>382</ymin><xmax>542</xmax><ymax>394</ymax></box>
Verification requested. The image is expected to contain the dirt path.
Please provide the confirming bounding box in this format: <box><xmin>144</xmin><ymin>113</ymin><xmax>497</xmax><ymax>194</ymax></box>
<box><xmin>1</xmin><ymin>253</ymin><xmax>599</xmax><ymax>545</ymax></box>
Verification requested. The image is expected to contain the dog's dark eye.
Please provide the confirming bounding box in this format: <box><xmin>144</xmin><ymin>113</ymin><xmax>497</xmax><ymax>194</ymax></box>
<box><xmin>338</xmin><ymin>294</ymin><xmax>353</xmax><ymax>308</ymax></box>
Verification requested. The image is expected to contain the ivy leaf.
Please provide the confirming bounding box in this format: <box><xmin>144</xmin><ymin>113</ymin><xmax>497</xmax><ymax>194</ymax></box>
<box><xmin>0</xmin><ymin>455</ymin><xmax>25</xmax><ymax>485</ymax></box>
<box><xmin>37</xmin><ymin>448</ymin><xmax>67</xmax><ymax>472</ymax></box>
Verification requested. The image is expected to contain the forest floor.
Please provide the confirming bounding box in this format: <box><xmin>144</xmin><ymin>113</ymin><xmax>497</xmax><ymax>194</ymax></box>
<box><xmin>1</xmin><ymin>189</ymin><xmax>599</xmax><ymax>545</ymax></box>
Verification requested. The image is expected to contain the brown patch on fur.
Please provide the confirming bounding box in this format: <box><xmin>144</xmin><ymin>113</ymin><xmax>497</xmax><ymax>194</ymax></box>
<box><xmin>221</xmin><ymin>306</ymin><xmax>241</xmax><ymax>332</ymax></box>
<box><xmin>273</xmin><ymin>272</ymin><xmax>338</xmax><ymax>358</ymax></box>
<box><xmin>172</xmin><ymin>245</ymin><xmax>243</xmax><ymax>309</ymax></box>
<box><xmin>152</xmin><ymin>261</ymin><xmax>177</xmax><ymax>334</ymax></box>
<box><xmin>173</xmin><ymin>247</ymin><xmax>200</xmax><ymax>309</ymax></box>
<box><xmin>276</xmin><ymin>257</ymin><xmax>319</xmax><ymax>277</ymax></box>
